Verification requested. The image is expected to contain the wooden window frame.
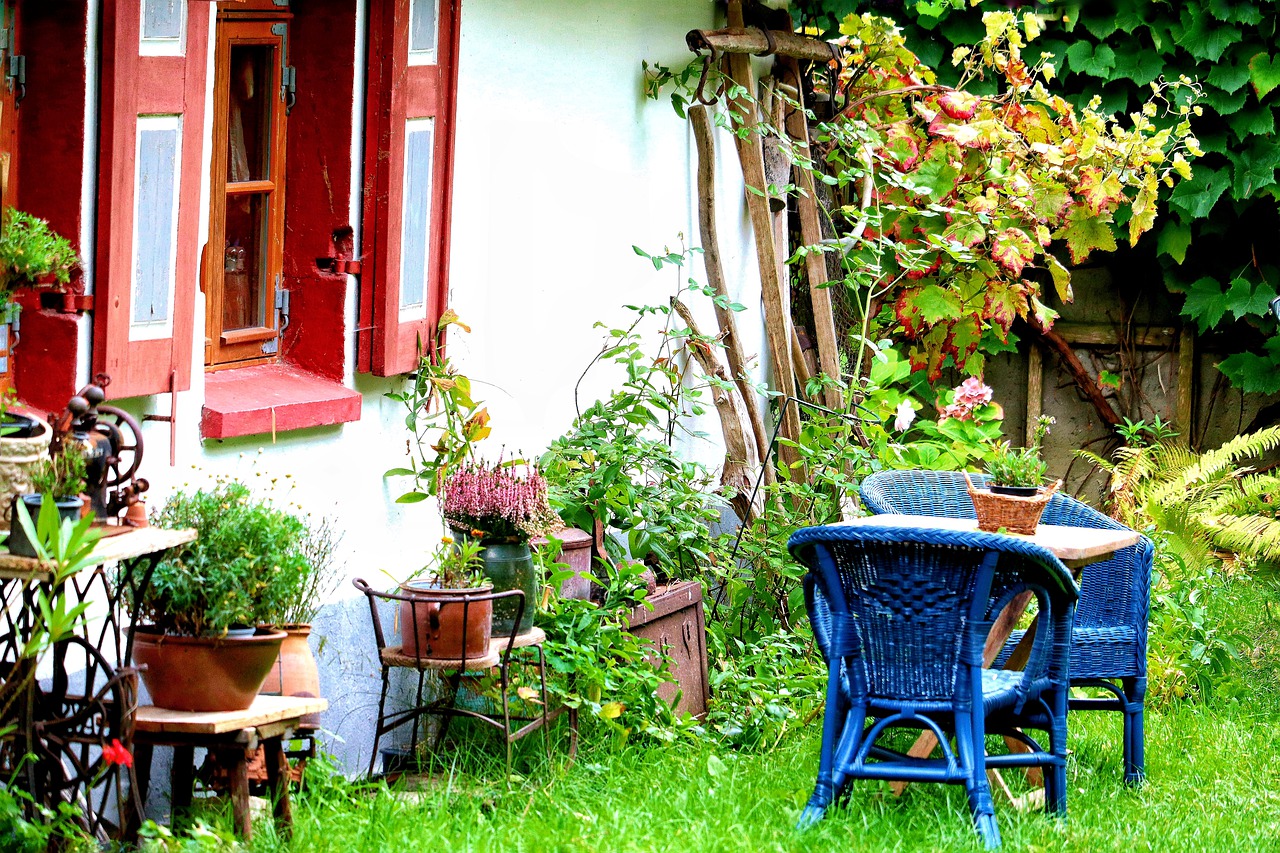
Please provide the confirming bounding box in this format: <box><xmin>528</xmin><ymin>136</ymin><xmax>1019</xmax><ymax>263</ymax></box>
<box><xmin>204</xmin><ymin>10</ymin><xmax>289</xmax><ymax>369</ymax></box>
<box><xmin>359</xmin><ymin>0</ymin><xmax>460</xmax><ymax>377</ymax></box>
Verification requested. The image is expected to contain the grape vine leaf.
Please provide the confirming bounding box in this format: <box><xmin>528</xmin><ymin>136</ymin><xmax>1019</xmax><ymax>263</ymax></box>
<box><xmin>992</xmin><ymin>228</ymin><xmax>1035</xmax><ymax>276</ymax></box>
<box><xmin>1218</xmin><ymin>351</ymin><xmax>1280</xmax><ymax>394</ymax></box>
<box><xmin>1057</xmin><ymin>205</ymin><xmax>1117</xmax><ymax>264</ymax></box>
<box><xmin>1228</xmin><ymin>138</ymin><xmax>1280</xmax><ymax>198</ymax></box>
<box><xmin>1168</xmin><ymin>167</ymin><xmax>1231</xmax><ymax>219</ymax></box>
<box><xmin>1046</xmin><ymin>254</ymin><xmax>1073</xmax><ymax>302</ymax></box>
<box><xmin>1205</xmin><ymin>85</ymin><xmax>1250</xmax><ymax>116</ymax></box>
<box><xmin>1226</xmin><ymin>104</ymin><xmax>1277</xmax><ymax>140</ymax></box>
<box><xmin>1249</xmin><ymin>53</ymin><xmax>1280</xmax><ymax>99</ymax></box>
<box><xmin>1207</xmin><ymin>57</ymin><xmax>1252</xmax><ymax>94</ymax></box>
<box><xmin>1111</xmin><ymin>50</ymin><xmax>1166</xmax><ymax>86</ymax></box>
<box><xmin>1156</xmin><ymin>220</ymin><xmax>1193</xmax><ymax>264</ymax></box>
<box><xmin>1065</xmin><ymin>41</ymin><xmax>1117</xmax><ymax>77</ymax></box>
<box><xmin>1208</xmin><ymin>0</ymin><xmax>1264</xmax><ymax>26</ymax></box>
<box><xmin>1180</xmin><ymin>276</ymin><xmax>1232</xmax><ymax>332</ymax></box>
<box><xmin>1225</xmin><ymin>276</ymin><xmax>1276</xmax><ymax>318</ymax></box>
<box><xmin>906</xmin><ymin>148</ymin><xmax>961</xmax><ymax>201</ymax></box>
<box><xmin>910</xmin><ymin>284</ymin><xmax>964</xmax><ymax>324</ymax></box>
<box><xmin>1176</xmin><ymin>9</ymin><xmax>1240</xmax><ymax>62</ymax></box>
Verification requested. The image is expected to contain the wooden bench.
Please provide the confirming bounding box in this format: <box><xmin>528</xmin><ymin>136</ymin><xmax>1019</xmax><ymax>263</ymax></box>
<box><xmin>133</xmin><ymin>695</ymin><xmax>327</xmax><ymax>839</ymax></box>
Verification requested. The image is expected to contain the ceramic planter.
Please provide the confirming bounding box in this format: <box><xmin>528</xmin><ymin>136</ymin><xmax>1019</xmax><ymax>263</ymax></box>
<box><xmin>451</xmin><ymin>528</ymin><xmax>537</xmax><ymax>635</ymax></box>
<box><xmin>7</xmin><ymin>493</ymin><xmax>83</xmax><ymax>557</ymax></box>
<box><xmin>0</xmin><ymin>414</ymin><xmax>51</xmax><ymax>529</ymax></box>
<box><xmin>132</xmin><ymin>627</ymin><xmax>287</xmax><ymax>712</ymax></box>
<box><xmin>398</xmin><ymin>581</ymin><xmax>493</xmax><ymax>661</ymax></box>
<box><xmin>259</xmin><ymin>624</ymin><xmax>323</xmax><ymax>729</ymax></box>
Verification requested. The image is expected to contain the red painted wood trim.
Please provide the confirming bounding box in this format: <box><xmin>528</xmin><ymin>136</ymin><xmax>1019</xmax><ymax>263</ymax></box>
<box><xmin>359</xmin><ymin>0</ymin><xmax>459</xmax><ymax>376</ymax></box>
<box><xmin>201</xmin><ymin>363</ymin><xmax>362</xmax><ymax>439</ymax></box>
<box><xmin>94</xmin><ymin>0</ymin><xmax>209</xmax><ymax>400</ymax></box>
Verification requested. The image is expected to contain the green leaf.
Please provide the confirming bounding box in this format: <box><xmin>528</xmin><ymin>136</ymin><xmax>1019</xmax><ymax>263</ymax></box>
<box><xmin>1226</xmin><ymin>105</ymin><xmax>1276</xmax><ymax>140</ymax></box>
<box><xmin>1208</xmin><ymin>0</ymin><xmax>1264</xmax><ymax>25</ymax></box>
<box><xmin>1204</xmin><ymin>85</ymin><xmax>1250</xmax><ymax>116</ymax></box>
<box><xmin>1168</xmin><ymin>167</ymin><xmax>1231</xmax><ymax>219</ymax></box>
<box><xmin>1180</xmin><ymin>276</ymin><xmax>1231</xmax><ymax>332</ymax></box>
<box><xmin>1206</xmin><ymin>59</ymin><xmax>1253</xmax><ymax>94</ymax></box>
<box><xmin>1080</xmin><ymin>13</ymin><xmax>1120</xmax><ymax>40</ymax></box>
<box><xmin>1156</xmin><ymin>220</ymin><xmax>1193</xmax><ymax>264</ymax></box>
<box><xmin>1111</xmin><ymin>50</ymin><xmax>1165</xmax><ymax>86</ymax></box>
<box><xmin>992</xmin><ymin>228</ymin><xmax>1035</xmax><ymax>276</ymax></box>
<box><xmin>395</xmin><ymin>492</ymin><xmax>430</xmax><ymax>504</ymax></box>
<box><xmin>1218</xmin><ymin>352</ymin><xmax>1280</xmax><ymax>394</ymax></box>
<box><xmin>910</xmin><ymin>284</ymin><xmax>964</xmax><ymax>324</ymax></box>
<box><xmin>1057</xmin><ymin>205</ymin><xmax>1117</xmax><ymax>265</ymax></box>
<box><xmin>1228</xmin><ymin>138</ymin><xmax>1280</xmax><ymax>198</ymax></box>
<box><xmin>906</xmin><ymin>150</ymin><xmax>960</xmax><ymax>202</ymax></box>
<box><xmin>1249</xmin><ymin>53</ymin><xmax>1280</xmax><ymax>99</ymax></box>
<box><xmin>1064</xmin><ymin>41</ymin><xmax>1117</xmax><ymax>77</ymax></box>
<box><xmin>1177</xmin><ymin>9</ymin><xmax>1240</xmax><ymax>62</ymax></box>
<box><xmin>1046</xmin><ymin>254</ymin><xmax>1073</xmax><ymax>302</ymax></box>
<box><xmin>1098</xmin><ymin>370</ymin><xmax>1122</xmax><ymax>390</ymax></box>
<box><xmin>1225</xmin><ymin>276</ymin><xmax>1276</xmax><ymax>318</ymax></box>
<box><xmin>383</xmin><ymin>467</ymin><xmax>417</xmax><ymax>478</ymax></box>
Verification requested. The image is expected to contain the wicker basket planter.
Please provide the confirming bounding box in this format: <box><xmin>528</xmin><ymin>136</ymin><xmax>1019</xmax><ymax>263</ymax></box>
<box><xmin>965</xmin><ymin>473</ymin><xmax>1061</xmax><ymax>535</ymax></box>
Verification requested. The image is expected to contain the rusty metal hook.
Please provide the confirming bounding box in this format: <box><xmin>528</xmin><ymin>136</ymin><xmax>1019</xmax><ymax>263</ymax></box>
<box><xmin>694</xmin><ymin>42</ymin><xmax>723</xmax><ymax>106</ymax></box>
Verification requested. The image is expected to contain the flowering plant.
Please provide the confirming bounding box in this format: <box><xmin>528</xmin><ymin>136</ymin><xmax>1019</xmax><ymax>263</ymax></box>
<box><xmin>441</xmin><ymin>460</ymin><xmax>557</xmax><ymax>543</ymax></box>
<box><xmin>985</xmin><ymin>415</ymin><xmax>1056</xmax><ymax>488</ymax></box>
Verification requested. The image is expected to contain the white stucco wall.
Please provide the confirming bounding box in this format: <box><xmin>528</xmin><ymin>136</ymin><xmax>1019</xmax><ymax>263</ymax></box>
<box><xmin>94</xmin><ymin>0</ymin><xmax>765</xmax><ymax>776</ymax></box>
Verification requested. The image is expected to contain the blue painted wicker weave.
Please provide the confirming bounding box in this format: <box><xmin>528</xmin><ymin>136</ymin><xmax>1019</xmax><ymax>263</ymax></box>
<box><xmin>789</xmin><ymin>524</ymin><xmax>1078</xmax><ymax>849</ymax></box>
<box><xmin>859</xmin><ymin>469</ymin><xmax>1152</xmax><ymax>784</ymax></box>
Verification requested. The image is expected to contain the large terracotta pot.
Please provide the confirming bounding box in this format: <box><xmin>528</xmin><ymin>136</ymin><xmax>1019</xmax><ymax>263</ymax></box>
<box><xmin>132</xmin><ymin>627</ymin><xmax>287</xmax><ymax>712</ymax></box>
<box><xmin>259</xmin><ymin>625</ymin><xmax>322</xmax><ymax>729</ymax></box>
<box><xmin>398</xmin><ymin>581</ymin><xmax>493</xmax><ymax>661</ymax></box>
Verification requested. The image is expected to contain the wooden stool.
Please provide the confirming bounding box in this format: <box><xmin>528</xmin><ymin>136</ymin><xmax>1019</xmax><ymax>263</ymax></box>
<box><xmin>132</xmin><ymin>695</ymin><xmax>327</xmax><ymax>840</ymax></box>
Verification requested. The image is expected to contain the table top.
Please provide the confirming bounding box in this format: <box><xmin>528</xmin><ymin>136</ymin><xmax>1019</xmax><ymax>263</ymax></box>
<box><xmin>833</xmin><ymin>514</ymin><xmax>1141</xmax><ymax>564</ymax></box>
<box><xmin>0</xmin><ymin>526</ymin><xmax>196</xmax><ymax>581</ymax></box>
<box><xmin>135</xmin><ymin>695</ymin><xmax>329</xmax><ymax>735</ymax></box>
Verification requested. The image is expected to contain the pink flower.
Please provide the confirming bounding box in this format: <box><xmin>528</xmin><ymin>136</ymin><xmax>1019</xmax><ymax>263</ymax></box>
<box><xmin>954</xmin><ymin>377</ymin><xmax>993</xmax><ymax>407</ymax></box>
<box><xmin>894</xmin><ymin>401</ymin><xmax>916</xmax><ymax>432</ymax></box>
<box><xmin>940</xmin><ymin>402</ymin><xmax>973</xmax><ymax>422</ymax></box>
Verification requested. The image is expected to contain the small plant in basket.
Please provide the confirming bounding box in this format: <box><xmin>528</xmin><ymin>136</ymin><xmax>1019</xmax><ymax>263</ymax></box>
<box><xmin>965</xmin><ymin>415</ymin><xmax>1060</xmax><ymax>535</ymax></box>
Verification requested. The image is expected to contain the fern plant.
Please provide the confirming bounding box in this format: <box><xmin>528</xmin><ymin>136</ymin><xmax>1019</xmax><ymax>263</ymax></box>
<box><xmin>1078</xmin><ymin>426</ymin><xmax>1280</xmax><ymax>565</ymax></box>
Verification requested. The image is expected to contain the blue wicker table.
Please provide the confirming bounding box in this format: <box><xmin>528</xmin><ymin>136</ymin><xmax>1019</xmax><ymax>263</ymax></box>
<box><xmin>832</xmin><ymin>514</ymin><xmax>1140</xmax><ymax>796</ymax></box>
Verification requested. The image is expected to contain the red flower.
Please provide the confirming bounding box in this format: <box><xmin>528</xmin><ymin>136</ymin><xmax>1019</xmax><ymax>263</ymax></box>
<box><xmin>102</xmin><ymin>739</ymin><xmax>133</xmax><ymax>768</ymax></box>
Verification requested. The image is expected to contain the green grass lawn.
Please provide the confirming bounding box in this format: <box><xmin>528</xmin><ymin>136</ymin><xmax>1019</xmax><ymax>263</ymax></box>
<box><xmin>229</xmin><ymin>576</ymin><xmax>1280</xmax><ymax>853</ymax></box>
<box><xmin>243</xmin><ymin>699</ymin><xmax>1280</xmax><ymax>853</ymax></box>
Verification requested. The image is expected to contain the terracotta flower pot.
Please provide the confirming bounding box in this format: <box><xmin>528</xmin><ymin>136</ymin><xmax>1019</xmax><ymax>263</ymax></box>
<box><xmin>132</xmin><ymin>627</ymin><xmax>287</xmax><ymax>712</ymax></box>
<box><xmin>258</xmin><ymin>625</ymin><xmax>323</xmax><ymax>729</ymax></box>
<box><xmin>398</xmin><ymin>581</ymin><xmax>493</xmax><ymax>661</ymax></box>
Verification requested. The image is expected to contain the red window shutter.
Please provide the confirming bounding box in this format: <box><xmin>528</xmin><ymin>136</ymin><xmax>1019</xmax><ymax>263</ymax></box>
<box><xmin>94</xmin><ymin>0</ymin><xmax>210</xmax><ymax>399</ymax></box>
<box><xmin>359</xmin><ymin>0</ymin><xmax>460</xmax><ymax>376</ymax></box>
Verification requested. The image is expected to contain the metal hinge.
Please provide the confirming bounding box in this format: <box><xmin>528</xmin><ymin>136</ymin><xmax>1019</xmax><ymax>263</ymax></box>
<box><xmin>6</xmin><ymin>51</ymin><xmax>24</xmax><ymax>105</ymax></box>
<box><xmin>271</xmin><ymin>23</ymin><xmax>296</xmax><ymax>114</ymax></box>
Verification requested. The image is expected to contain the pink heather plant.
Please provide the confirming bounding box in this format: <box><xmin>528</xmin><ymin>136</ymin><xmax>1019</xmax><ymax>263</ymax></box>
<box><xmin>441</xmin><ymin>460</ymin><xmax>557</xmax><ymax>542</ymax></box>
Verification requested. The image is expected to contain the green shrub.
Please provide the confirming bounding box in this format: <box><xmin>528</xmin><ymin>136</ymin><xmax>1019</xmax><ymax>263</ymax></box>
<box><xmin>139</xmin><ymin>479</ymin><xmax>314</xmax><ymax>635</ymax></box>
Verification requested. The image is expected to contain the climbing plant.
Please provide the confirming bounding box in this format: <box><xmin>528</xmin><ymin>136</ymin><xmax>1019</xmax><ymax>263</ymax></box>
<box><xmin>801</xmin><ymin>0</ymin><xmax>1280</xmax><ymax>394</ymax></box>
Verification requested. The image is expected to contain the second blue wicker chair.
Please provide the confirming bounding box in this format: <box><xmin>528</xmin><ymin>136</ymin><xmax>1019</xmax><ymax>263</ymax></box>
<box><xmin>859</xmin><ymin>469</ymin><xmax>1153</xmax><ymax>785</ymax></box>
<box><xmin>790</xmin><ymin>524</ymin><xmax>1077</xmax><ymax>849</ymax></box>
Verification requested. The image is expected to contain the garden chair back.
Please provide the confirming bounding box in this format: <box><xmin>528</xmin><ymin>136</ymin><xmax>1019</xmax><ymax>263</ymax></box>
<box><xmin>789</xmin><ymin>524</ymin><xmax>1077</xmax><ymax>849</ymax></box>
<box><xmin>859</xmin><ymin>469</ymin><xmax>1153</xmax><ymax>784</ymax></box>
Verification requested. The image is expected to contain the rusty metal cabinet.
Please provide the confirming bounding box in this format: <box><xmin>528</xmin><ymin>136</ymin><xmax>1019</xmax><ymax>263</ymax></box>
<box><xmin>626</xmin><ymin>581</ymin><xmax>710</xmax><ymax>719</ymax></box>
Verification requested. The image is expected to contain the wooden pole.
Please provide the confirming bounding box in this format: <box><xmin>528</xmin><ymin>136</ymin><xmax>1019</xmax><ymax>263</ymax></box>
<box><xmin>724</xmin><ymin>1</ymin><xmax>805</xmax><ymax>480</ymax></box>
<box><xmin>779</xmin><ymin>57</ymin><xmax>844</xmax><ymax>410</ymax></box>
<box><xmin>687</xmin><ymin>26</ymin><xmax>837</xmax><ymax>65</ymax></box>
<box><xmin>689</xmin><ymin>104</ymin><xmax>771</xmax><ymax>473</ymax></box>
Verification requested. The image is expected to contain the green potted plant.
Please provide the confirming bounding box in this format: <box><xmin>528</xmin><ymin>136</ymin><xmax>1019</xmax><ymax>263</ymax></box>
<box><xmin>441</xmin><ymin>460</ymin><xmax>556</xmax><ymax>635</ymax></box>
<box><xmin>128</xmin><ymin>479</ymin><xmax>309</xmax><ymax>712</ymax></box>
<box><xmin>398</xmin><ymin>535</ymin><xmax>493</xmax><ymax>661</ymax></box>
<box><xmin>0</xmin><ymin>208</ymin><xmax>80</xmax><ymax>296</ymax></box>
<box><xmin>8</xmin><ymin>443</ymin><xmax>87</xmax><ymax>558</ymax></box>
<box><xmin>256</xmin><ymin>514</ymin><xmax>341</xmax><ymax>728</ymax></box>
<box><xmin>967</xmin><ymin>415</ymin><xmax>1061</xmax><ymax>534</ymax></box>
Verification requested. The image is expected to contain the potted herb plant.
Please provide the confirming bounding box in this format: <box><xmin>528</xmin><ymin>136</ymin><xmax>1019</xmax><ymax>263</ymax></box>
<box><xmin>128</xmin><ymin>479</ymin><xmax>309</xmax><ymax>712</ymax></box>
<box><xmin>398</xmin><ymin>536</ymin><xmax>493</xmax><ymax>660</ymax></box>
<box><xmin>967</xmin><ymin>415</ymin><xmax>1061</xmax><ymax>535</ymax></box>
<box><xmin>0</xmin><ymin>208</ymin><xmax>80</xmax><ymax>296</ymax></box>
<box><xmin>441</xmin><ymin>460</ymin><xmax>556</xmax><ymax>635</ymax></box>
<box><xmin>8</xmin><ymin>443</ymin><xmax>87</xmax><ymax>558</ymax></box>
<box><xmin>257</xmin><ymin>514</ymin><xmax>341</xmax><ymax>728</ymax></box>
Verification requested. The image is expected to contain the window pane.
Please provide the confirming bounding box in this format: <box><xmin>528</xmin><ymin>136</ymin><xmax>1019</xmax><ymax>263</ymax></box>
<box><xmin>409</xmin><ymin>0</ymin><xmax>438</xmax><ymax>56</ymax></box>
<box><xmin>399</xmin><ymin>119</ymin><xmax>434</xmax><ymax>316</ymax></box>
<box><xmin>132</xmin><ymin>117</ymin><xmax>182</xmax><ymax>330</ymax></box>
<box><xmin>142</xmin><ymin>0</ymin><xmax>182</xmax><ymax>41</ymax></box>
<box><xmin>226</xmin><ymin>44</ymin><xmax>274</xmax><ymax>183</ymax></box>
<box><xmin>222</xmin><ymin>193</ymin><xmax>269</xmax><ymax>331</ymax></box>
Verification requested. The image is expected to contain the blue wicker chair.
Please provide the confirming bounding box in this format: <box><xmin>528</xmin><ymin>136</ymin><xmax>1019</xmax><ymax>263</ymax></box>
<box><xmin>790</xmin><ymin>524</ymin><xmax>1077</xmax><ymax>849</ymax></box>
<box><xmin>859</xmin><ymin>469</ymin><xmax>1153</xmax><ymax>784</ymax></box>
